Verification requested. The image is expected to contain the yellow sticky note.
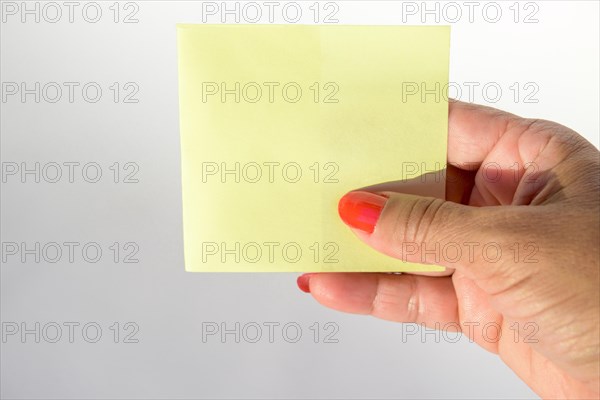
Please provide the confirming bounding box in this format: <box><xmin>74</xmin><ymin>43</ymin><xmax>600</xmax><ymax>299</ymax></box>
<box><xmin>177</xmin><ymin>24</ymin><xmax>449</xmax><ymax>272</ymax></box>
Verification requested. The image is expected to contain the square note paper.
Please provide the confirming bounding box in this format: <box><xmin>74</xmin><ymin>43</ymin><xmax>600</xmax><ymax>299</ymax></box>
<box><xmin>177</xmin><ymin>25</ymin><xmax>450</xmax><ymax>272</ymax></box>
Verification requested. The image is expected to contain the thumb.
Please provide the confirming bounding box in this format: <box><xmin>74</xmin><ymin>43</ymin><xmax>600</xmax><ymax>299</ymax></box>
<box><xmin>338</xmin><ymin>190</ymin><xmax>519</xmax><ymax>274</ymax></box>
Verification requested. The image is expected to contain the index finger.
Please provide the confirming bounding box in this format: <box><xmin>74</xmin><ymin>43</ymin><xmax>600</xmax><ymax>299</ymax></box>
<box><xmin>447</xmin><ymin>100</ymin><xmax>517</xmax><ymax>167</ymax></box>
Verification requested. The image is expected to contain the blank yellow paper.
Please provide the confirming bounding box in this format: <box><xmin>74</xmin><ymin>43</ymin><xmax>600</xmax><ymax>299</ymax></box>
<box><xmin>177</xmin><ymin>24</ymin><xmax>449</xmax><ymax>272</ymax></box>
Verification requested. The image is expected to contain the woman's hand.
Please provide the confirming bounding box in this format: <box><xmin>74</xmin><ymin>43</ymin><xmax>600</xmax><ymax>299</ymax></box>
<box><xmin>298</xmin><ymin>101</ymin><xmax>600</xmax><ymax>399</ymax></box>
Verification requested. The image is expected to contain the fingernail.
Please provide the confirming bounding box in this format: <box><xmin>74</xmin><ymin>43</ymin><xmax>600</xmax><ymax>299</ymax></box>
<box><xmin>338</xmin><ymin>191</ymin><xmax>388</xmax><ymax>234</ymax></box>
<box><xmin>297</xmin><ymin>274</ymin><xmax>313</xmax><ymax>293</ymax></box>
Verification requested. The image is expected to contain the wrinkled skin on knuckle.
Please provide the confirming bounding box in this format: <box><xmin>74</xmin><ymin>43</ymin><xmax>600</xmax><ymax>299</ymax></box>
<box><xmin>521</xmin><ymin>118</ymin><xmax>599</xmax><ymax>206</ymax></box>
<box><xmin>398</xmin><ymin>198</ymin><xmax>480</xmax><ymax>246</ymax></box>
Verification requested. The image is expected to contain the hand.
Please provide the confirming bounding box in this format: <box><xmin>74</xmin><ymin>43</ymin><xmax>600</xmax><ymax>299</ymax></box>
<box><xmin>297</xmin><ymin>101</ymin><xmax>600</xmax><ymax>399</ymax></box>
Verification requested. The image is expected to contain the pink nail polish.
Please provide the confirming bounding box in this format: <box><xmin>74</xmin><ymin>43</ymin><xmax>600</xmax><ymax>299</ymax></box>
<box><xmin>338</xmin><ymin>191</ymin><xmax>388</xmax><ymax>234</ymax></box>
<box><xmin>297</xmin><ymin>274</ymin><xmax>313</xmax><ymax>293</ymax></box>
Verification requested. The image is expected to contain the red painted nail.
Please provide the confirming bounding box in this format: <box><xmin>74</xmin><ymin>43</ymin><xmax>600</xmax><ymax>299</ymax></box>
<box><xmin>338</xmin><ymin>191</ymin><xmax>388</xmax><ymax>234</ymax></box>
<box><xmin>297</xmin><ymin>274</ymin><xmax>313</xmax><ymax>293</ymax></box>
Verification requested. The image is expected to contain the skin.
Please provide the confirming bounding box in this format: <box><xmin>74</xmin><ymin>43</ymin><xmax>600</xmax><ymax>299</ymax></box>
<box><xmin>300</xmin><ymin>101</ymin><xmax>600</xmax><ymax>399</ymax></box>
